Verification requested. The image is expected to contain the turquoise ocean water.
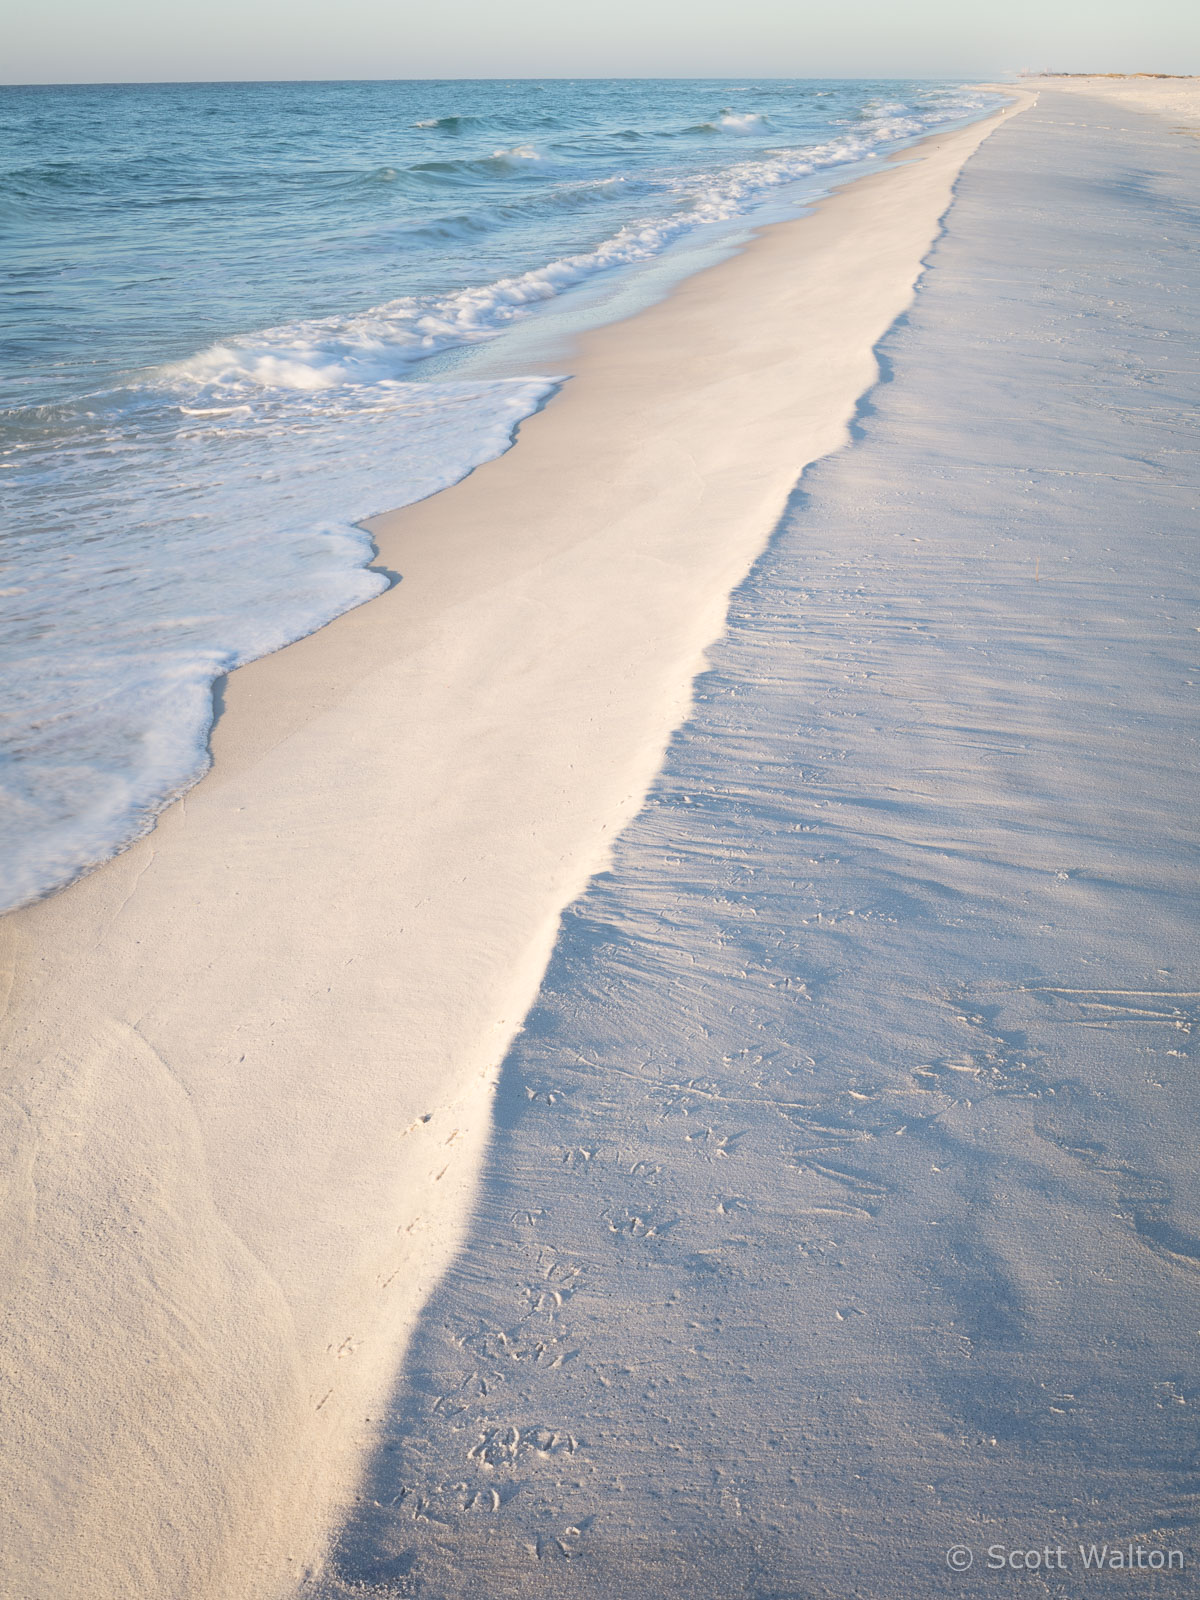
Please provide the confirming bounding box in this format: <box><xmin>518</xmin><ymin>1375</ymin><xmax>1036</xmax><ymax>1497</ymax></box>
<box><xmin>0</xmin><ymin>79</ymin><xmax>1000</xmax><ymax>910</ymax></box>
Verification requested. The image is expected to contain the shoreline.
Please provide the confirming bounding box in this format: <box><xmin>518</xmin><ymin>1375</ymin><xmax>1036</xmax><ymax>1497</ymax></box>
<box><xmin>0</xmin><ymin>91</ymin><xmax>1031</xmax><ymax>1600</ymax></box>
<box><xmin>1025</xmin><ymin>71</ymin><xmax>1200</xmax><ymax>126</ymax></box>
<box><xmin>0</xmin><ymin>89</ymin><xmax>1006</xmax><ymax>924</ymax></box>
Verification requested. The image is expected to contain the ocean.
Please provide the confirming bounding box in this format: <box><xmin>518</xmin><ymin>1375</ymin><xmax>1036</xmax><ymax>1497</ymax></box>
<box><xmin>0</xmin><ymin>78</ymin><xmax>1000</xmax><ymax>912</ymax></box>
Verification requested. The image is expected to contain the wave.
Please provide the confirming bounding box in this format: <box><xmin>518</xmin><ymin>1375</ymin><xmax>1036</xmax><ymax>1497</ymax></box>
<box><xmin>0</xmin><ymin>375</ymin><xmax>555</xmax><ymax>913</ymax></box>
<box><xmin>391</xmin><ymin>209</ymin><xmax>503</xmax><ymax>242</ymax></box>
<box><xmin>410</xmin><ymin>111</ymin><xmax>566</xmax><ymax>133</ymax></box>
<box><xmin>406</xmin><ymin>145</ymin><xmax>554</xmax><ymax>186</ymax></box>
<box><xmin>411</xmin><ymin>113</ymin><xmax>483</xmax><ymax>130</ymax></box>
<box><xmin>688</xmin><ymin>110</ymin><xmax>769</xmax><ymax>135</ymax></box>
<box><xmin>489</xmin><ymin>144</ymin><xmax>547</xmax><ymax>165</ymax></box>
<box><xmin>164</xmin><ymin>109</ymin><xmax>982</xmax><ymax>400</ymax></box>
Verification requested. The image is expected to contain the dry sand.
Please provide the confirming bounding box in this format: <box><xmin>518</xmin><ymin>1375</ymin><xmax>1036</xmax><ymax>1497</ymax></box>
<box><xmin>0</xmin><ymin>96</ymin><xmax>1029</xmax><ymax>1600</ymax></box>
<box><xmin>311</xmin><ymin>81</ymin><xmax>1200</xmax><ymax>1598</ymax></box>
<box><xmin>1032</xmin><ymin>73</ymin><xmax>1200</xmax><ymax>128</ymax></box>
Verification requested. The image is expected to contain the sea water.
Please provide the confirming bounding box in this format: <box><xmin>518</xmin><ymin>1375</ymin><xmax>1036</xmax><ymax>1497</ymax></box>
<box><xmin>0</xmin><ymin>79</ymin><xmax>1000</xmax><ymax>911</ymax></box>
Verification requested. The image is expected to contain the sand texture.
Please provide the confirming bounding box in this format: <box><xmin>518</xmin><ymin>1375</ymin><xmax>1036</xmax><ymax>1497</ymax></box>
<box><xmin>0</xmin><ymin>100</ymin><xmax>1026</xmax><ymax>1600</ymax></box>
<box><xmin>1033</xmin><ymin>73</ymin><xmax>1200</xmax><ymax>129</ymax></box>
<box><xmin>305</xmin><ymin>88</ymin><xmax>1200</xmax><ymax>1597</ymax></box>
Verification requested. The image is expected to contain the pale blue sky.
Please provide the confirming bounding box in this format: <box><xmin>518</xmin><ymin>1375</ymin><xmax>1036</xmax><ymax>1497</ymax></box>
<box><xmin>4</xmin><ymin>0</ymin><xmax>1198</xmax><ymax>85</ymax></box>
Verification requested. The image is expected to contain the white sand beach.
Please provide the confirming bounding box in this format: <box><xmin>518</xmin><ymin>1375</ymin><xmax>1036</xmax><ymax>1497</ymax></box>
<box><xmin>305</xmin><ymin>75</ymin><xmax>1200</xmax><ymax>1599</ymax></box>
<box><xmin>0</xmin><ymin>98</ymin><xmax>1027</xmax><ymax>1600</ymax></box>
<box><xmin>3</xmin><ymin>74</ymin><xmax>1199</xmax><ymax>1600</ymax></box>
<box><xmin>1035</xmin><ymin>72</ymin><xmax>1200</xmax><ymax>126</ymax></box>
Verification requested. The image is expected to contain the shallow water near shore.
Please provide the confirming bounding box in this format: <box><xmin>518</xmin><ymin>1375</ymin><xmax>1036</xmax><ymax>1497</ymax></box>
<box><xmin>0</xmin><ymin>77</ymin><xmax>999</xmax><ymax>913</ymax></box>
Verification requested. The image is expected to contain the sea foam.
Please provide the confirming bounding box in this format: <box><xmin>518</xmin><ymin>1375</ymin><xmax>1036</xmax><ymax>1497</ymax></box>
<box><xmin>0</xmin><ymin>377</ymin><xmax>554</xmax><ymax>911</ymax></box>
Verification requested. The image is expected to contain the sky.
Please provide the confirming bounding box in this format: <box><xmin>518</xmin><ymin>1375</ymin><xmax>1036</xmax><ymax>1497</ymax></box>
<box><xmin>3</xmin><ymin>0</ymin><xmax>1199</xmax><ymax>84</ymax></box>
